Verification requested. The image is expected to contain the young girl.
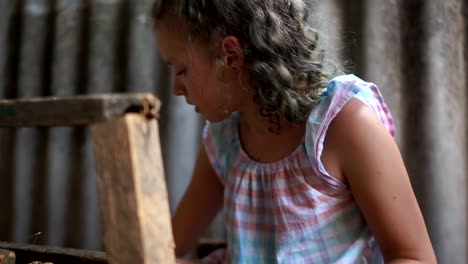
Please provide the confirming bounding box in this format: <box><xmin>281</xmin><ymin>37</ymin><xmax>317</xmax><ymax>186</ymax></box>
<box><xmin>152</xmin><ymin>0</ymin><xmax>436</xmax><ymax>263</ymax></box>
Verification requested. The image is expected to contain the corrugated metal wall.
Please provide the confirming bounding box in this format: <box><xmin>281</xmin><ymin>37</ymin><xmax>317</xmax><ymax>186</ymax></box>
<box><xmin>0</xmin><ymin>0</ymin><xmax>466</xmax><ymax>262</ymax></box>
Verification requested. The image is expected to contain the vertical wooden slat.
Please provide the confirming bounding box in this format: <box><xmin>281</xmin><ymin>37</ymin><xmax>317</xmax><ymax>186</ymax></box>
<box><xmin>47</xmin><ymin>0</ymin><xmax>93</xmax><ymax>249</ymax></box>
<box><xmin>363</xmin><ymin>0</ymin><xmax>404</xmax><ymax>143</ymax></box>
<box><xmin>0</xmin><ymin>1</ymin><xmax>13</xmax><ymax>94</ymax></box>
<box><xmin>366</xmin><ymin>0</ymin><xmax>467</xmax><ymax>261</ymax></box>
<box><xmin>79</xmin><ymin>127</ymin><xmax>102</xmax><ymax>250</ymax></box>
<box><xmin>113</xmin><ymin>0</ymin><xmax>130</xmax><ymax>93</ymax></box>
<box><xmin>92</xmin><ymin>113</ymin><xmax>175</xmax><ymax>264</ymax></box>
<box><xmin>0</xmin><ymin>0</ymin><xmax>20</xmax><ymax>242</ymax></box>
<box><xmin>0</xmin><ymin>125</ymin><xmax>15</xmax><ymax>242</ymax></box>
<box><xmin>46</xmin><ymin>125</ymin><xmax>74</xmax><ymax>247</ymax></box>
<box><xmin>76</xmin><ymin>2</ymin><xmax>103</xmax><ymax>249</ymax></box>
<box><xmin>308</xmin><ymin>0</ymin><xmax>345</xmax><ymax>69</ymax></box>
<box><xmin>2</xmin><ymin>0</ymin><xmax>23</xmax><ymax>100</ymax></box>
<box><xmin>17</xmin><ymin>0</ymin><xmax>51</xmax><ymax>98</ymax></box>
<box><xmin>127</xmin><ymin>0</ymin><xmax>157</xmax><ymax>92</ymax></box>
<box><xmin>341</xmin><ymin>0</ymin><xmax>365</xmax><ymax>75</ymax></box>
<box><xmin>422</xmin><ymin>0</ymin><xmax>467</xmax><ymax>262</ymax></box>
<box><xmin>51</xmin><ymin>0</ymin><xmax>83</xmax><ymax>97</ymax></box>
<box><xmin>400</xmin><ymin>0</ymin><xmax>428</xmax><ymax>198</ymax></box>
<box><xmin>66</xmin><ymin>0</ymin><xmax>102</xmax><ymax>250</ymax></box>
<box><xmin>12</xmin><ymin>127</ymin><xmax>46</xmax><ymax>243</ymax></box>
<box><xmin>34</xmin><ymin>0</ymin><xmax>56</xmax><ymax>246</ymax></box>
<box><xmin>77</xmin><ymin>0</ymin><xmax>91</xmax><ymax>95</ymax></box>
<box><xmin>46</xmin><ymin>0</ymin><xmax>81</xmax><ymax>247</ymax></box>
<box><xmin>74</xmin><ymin>0</ymin><xmax>103</xmax><ymax>245</ymax></box>
<box><xmin>13</xmin><ymin>0</ymin><xmax>52</xmax><ymax>244</ymax></box>
<box><xmin>88</xmin><ymin>0</ymin><xmax>122</xmax><ymax>93</ymax></box>
<box><xmin>400</xmin><ymin>0</ymin><xmax>467</xmax><ymax>262</ymax></box>
<box><xmin>398</xmin><ymin>5</ymin><xmax>439</xmax><ymax>260</ymax></box>
<box><xmin>464</xmin><ymin>1</ymin><xmax>468</xmax><ymax>256</ymax></box>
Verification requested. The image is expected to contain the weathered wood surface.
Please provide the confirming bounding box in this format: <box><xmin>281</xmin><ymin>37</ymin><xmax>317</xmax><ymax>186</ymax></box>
<box><xmin>0</xmin><ymin>249</ymin><xmax>15</xmax><ymax>264</ymax></box>
<box><xmin>0</xmin><ymin>93</ymin><xmax>160</xmax><ymax>127</ymax></box>
<box><xmin>91</xmin><ymin>113</ymin><xmax>175</xmax><ymax>264</ymax></box>
<box><xmin>0</xmin><ymin>242</ymin><xmax>106</xmax><ymax>263</ymax></box>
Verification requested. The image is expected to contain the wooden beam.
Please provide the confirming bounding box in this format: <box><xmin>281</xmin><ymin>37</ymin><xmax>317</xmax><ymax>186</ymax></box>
<box><xmin>0</xmin><ymin>93</ymin><xmax>160</xmax><ymax>127</ymax></box>
<box><xmin>91</xmin><ymin>113</ymin><xmax>175</xmax><ymax>264</ymax></box>
<box><xmin>0</xmin><ymin>249</ymin><xmax>15</xmax><ymax>264</ymax></box>
<box><xmin>0</xmin><ymin>242</ymin><xmax>106</xmax><ymax>263</ymax></box>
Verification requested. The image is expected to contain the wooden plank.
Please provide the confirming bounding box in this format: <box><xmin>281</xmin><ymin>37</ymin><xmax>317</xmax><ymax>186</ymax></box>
<box><xmin>0</xmin><ymin>93</ymin><xmax>160</xmax><ymax>127</ymax></box>
<box><xmin>126</xmin><ymin>0</ymin><xmax>158</xmax><ymax>93</ymax></box>
<box><xmin>0</xmin><ymin>249</ymin><xmax>15</xmax><ymax>264</ymax></box>
<box><xmin>0</xmin><ymin>242</ymin><xmax>106</xmax><ymax>263</ymax></box>
<box><xmin>91</xmin><ymin>113</ymin><xmax>175</xmax><ymax>264</ymax></box>
<box><xmin>0</xmin><ymin>0</ymin><xmax>16</xmax><ymax>96</ymax></box>
<box><xmin>87</xmin><ymin>0</ymin><xmax>120</xmax><ymax>94</ymax></box>
<box><xmin>47</xmin><ymin>3</ymin><xmax>86</xmax><ymax>243</ymax></box>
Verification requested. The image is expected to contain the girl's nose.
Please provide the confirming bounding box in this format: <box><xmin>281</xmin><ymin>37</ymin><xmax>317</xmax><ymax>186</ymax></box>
<box><xmin>172</xmin><ymin>79</ymin><xmax>185</xmax><ymax>96</ymax></box>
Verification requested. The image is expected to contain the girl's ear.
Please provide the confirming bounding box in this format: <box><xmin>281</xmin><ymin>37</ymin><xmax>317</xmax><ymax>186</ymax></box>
<box><xmin>220</xmin><ymin>36</ymin><xmax>244</xmax><ymax>71</ymax></box>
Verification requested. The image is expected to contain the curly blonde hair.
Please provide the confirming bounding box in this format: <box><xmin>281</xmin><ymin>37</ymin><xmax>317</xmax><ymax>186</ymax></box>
<box><xmin>152</xmin><ymin>0</ymin><xmax>337</xmax><ymax>132</ymax></box>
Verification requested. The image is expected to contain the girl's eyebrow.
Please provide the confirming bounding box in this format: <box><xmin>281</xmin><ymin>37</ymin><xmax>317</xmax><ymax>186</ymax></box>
<box><xmin>160</xmin><ymin>56</ymin><xmax>173</xmax><ymax>65</ymax></box>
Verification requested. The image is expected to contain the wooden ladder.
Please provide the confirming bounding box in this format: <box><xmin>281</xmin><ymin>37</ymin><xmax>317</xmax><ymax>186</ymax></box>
<box><xmin>0</xmin><ymin>93</ymin><xmax>176</xmax><ymax>264</ymax></box>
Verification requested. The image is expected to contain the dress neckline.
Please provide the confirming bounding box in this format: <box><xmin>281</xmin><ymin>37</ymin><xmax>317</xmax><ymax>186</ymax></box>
<box><xmin>231</xmin><ymin>113</ymin><xmax>306</xmax><ymax>169</ymax></box>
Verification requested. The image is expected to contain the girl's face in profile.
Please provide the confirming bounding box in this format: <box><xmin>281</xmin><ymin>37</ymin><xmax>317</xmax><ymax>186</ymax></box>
<box><xmin>155</xmin><ymin>16</ymin><xmax>236</xmax><ymax>123</ymax></box>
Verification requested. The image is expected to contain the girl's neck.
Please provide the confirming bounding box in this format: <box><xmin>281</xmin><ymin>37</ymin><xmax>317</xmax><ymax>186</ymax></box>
<box><xmin>232</xmin><ymin>91</ymin><xmax>306</xmax><ymax>163</ymax></box>
<box><xmin>237</xmin><ymin>101</ymin><xmax>304</xmax><ymax>137</ymax></box>
<box><xmin>236</xmin><ymin>104</ymin><xmax>306</xmax><ymax>163</ymax></box>
<box><xmin>239</xmin><ymin>114</ymin><xmax>280</xmax><ymax>136</ymax></box>
<box><xmin>233</xmin><ymin>83</ymin><xmax>304</xmax><ymax>137</ymax></box>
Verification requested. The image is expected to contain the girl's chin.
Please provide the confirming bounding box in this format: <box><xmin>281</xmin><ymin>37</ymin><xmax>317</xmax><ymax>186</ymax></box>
<box><xmin>203</xmin><ymin>113</ymin><xmax>232</xmax><ymax>123</ymax></box>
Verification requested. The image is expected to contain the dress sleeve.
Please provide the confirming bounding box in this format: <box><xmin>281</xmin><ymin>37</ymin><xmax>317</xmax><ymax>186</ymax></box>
<box><xmin>304</xmin><ymin>74</ymin><xmax>396</xmax><ymax>189</ymax></box>
<box><xmin>202</xmin><ymin>116</ymin><xmax>238</xmax><ymax>185</ymax></box>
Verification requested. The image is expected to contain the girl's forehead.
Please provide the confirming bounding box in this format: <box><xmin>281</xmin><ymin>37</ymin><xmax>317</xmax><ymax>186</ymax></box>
<box><xmin>156</xmin><ymin>20</ymin><xmax>190</xmax><ymax>60</ymax></box>
<box><xmin>157</xmin><ymin>18</ymin><xmax>187</xmax><ymax>41</ymax></box>
<box><xmin>156</xmin><ymin>15</ymin><xmax>218</xmax><ymax>64</ymax></box>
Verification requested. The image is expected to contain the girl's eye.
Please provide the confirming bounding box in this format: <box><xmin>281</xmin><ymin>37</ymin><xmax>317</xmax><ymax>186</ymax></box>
<box><xmin>176</xmin><ymin>69</ymin><xmax>186</xmax><ymax>76</ymax></box>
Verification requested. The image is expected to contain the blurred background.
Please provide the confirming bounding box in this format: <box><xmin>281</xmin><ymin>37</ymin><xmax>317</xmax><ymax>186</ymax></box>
<box><xmin>0</xmin><ymin>0</ymin><xmax>466</xmax><ymax>263</ymax></box>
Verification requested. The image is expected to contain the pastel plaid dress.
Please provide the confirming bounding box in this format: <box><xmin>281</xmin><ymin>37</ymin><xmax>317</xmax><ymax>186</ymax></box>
<box><xmin>202</xmin><ymin>75</ymin><xmax>394</xmax><ymax>263</ymax></box>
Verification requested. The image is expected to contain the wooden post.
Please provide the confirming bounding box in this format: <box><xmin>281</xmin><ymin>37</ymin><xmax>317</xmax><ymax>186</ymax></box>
<box><xmin>0</xmin><ymin>249</ymin><xmax>15</xmax><ymax>264</ymax></box>
<box><xmin>91</xmin><ymin>113</ymin><xmax>175</xmax><ymax>264</ymax></box>
<box><xmin>0</xmin><ymin>93</ymin><xmax>173</xmax><ymax>262</ymax></box>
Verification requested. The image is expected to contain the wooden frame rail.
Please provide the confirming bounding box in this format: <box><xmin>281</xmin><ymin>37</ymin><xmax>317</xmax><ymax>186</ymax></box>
<box><xmin>0</xmin><ymin>93</ymin><xmax>175</xmax><ymax>264</ymax></box>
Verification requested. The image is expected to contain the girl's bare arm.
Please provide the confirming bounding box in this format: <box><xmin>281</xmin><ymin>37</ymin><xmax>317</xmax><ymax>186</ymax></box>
<box><xmin>323</xmin><ymin>99</ymin><xmax>436</xmax><ymax>263</ymax></box>
<box><xmin>172</xmin><ymin>146</ymin><xmax>224</xmax><ymax>257</ymax></box>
